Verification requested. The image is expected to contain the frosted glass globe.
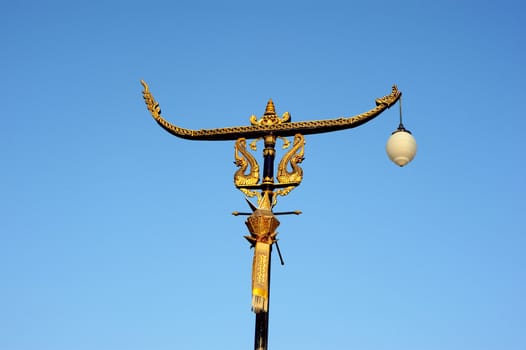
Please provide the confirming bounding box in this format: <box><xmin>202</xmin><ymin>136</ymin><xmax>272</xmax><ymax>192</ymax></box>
<box><xmin>386</xmin><ymin>129</ymin><xmax>417</xmax><ymax>167</ymax></box>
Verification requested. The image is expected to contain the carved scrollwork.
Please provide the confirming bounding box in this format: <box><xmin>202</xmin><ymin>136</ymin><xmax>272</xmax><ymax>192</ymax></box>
<box><xmin>375</xmin><ymin>85</ymin><xmax>401</xmax><ymax>107</ymax></box>
<box><xmin>274</xmin><ymin>186</ymin><xmax>297</xmax><ymax>198</ymax></box>
<box><xmin>141</xmin><ymin>80</ymin><xmax>401</xmax><ymax>141</ymax></box>
<box><xmin>234</xmin><ymin>138</ymin><xmax>260</xmax><ymax>188</ymax></box>
<box><xmin>277</xmin><ymin>134</ymin><xmax>305</xmax><ymax>186</ymax></box>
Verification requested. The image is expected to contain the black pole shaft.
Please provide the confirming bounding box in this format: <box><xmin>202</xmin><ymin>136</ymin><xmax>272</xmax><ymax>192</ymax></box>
<box><xmin>254</xmin><ymin>308</ymin><xmax>269</xmax><ymax>350</ymax></box>
<box><xmin>262</xmin><ymin>135</ymin><xmax>276</xmax><ymax>184</ymax></box>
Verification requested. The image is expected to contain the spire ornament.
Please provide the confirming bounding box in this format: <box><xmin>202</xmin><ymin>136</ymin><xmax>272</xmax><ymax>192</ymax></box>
<box><xmin>250</xmin><ymin>99</ymin><xmax>291</xmax><ymax>126</ymax></box>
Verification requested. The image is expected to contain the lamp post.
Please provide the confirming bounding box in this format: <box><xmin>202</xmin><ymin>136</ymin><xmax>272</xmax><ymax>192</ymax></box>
<box><xmin>141</xmin><ymin>81</ymin><xmax>416</xmax><ymax>350</ymax></box>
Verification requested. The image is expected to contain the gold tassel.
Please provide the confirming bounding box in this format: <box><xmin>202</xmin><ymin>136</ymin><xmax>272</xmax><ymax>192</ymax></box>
<box><xmin>251</xmin><ymin>241</ymin><xmax>270</xmax><ymax>313</ymax></box>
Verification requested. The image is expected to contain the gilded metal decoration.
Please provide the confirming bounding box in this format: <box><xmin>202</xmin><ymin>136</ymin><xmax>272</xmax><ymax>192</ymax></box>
<box><xmin>234</xmin><ymin>138</ymin><xmax>260</xmax><ymax>198</ymax></box>
<box><xmin>141</xmin><ymin>80</ymin><xmax>401</xmax><ymax>140</ymax></box>
<box><xmin>234</xmin><ymin>138</ymin><xmax>260</xmax><ymax>186</ymax></box>
<box><xmin>250</xmin><ymin>99</ymin><xmax>291</xmax><ymax>126</ymax></box>
<box><xmin>277</xmin><ymin>134</ymin><xmax>305</xmax><ymax>185</ymax></box>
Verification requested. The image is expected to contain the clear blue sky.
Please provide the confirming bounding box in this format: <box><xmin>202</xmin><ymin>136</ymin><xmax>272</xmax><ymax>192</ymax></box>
<box><xmin>2</xmin><ymin>1</ymin><xmax>525</xmax><ymax>349</ymax></box>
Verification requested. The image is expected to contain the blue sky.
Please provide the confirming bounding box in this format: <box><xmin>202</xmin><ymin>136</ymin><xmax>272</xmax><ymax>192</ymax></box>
<box><xmin>2</xmin><ymin>1</ymin><xmax>525</xmax><ymax>349</ymax></box>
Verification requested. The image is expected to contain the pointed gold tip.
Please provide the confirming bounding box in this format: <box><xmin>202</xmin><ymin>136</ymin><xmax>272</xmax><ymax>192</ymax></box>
<box><xmin>264</xmin><ymin>99</ymin><xmax>276</xmax><ymax>116</ymax></box>
<box><xmin>257</xmin><ymin>192</ymin><xmax>273</xmax><ymax>210</ymax></box>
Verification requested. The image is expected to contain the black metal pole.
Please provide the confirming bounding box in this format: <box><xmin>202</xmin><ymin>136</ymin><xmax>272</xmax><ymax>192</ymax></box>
<box><xmin>262</xmin><ymin>135</ymin><xmax>276</xmax><ymax>185</ymax></box>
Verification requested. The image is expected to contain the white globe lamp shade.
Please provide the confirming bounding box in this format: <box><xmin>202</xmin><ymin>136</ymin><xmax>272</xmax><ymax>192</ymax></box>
<box><xmin>386</xmin><ymin>128</ymin><xmax>417</xmax><ymax>167</ymax></box>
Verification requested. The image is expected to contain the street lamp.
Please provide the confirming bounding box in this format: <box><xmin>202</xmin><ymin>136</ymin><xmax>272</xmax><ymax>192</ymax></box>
<box><xmin>141</xmin><ymin>81</ymin><xmax>416</xmax><ymax>350</ymax></box>
<box><xmin>386</xmin><ymin>96</ymin><xmax>417</xmax><ymax>166</ymax></box>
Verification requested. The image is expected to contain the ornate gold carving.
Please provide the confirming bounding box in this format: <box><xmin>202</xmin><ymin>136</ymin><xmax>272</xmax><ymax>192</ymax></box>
<box><xmin>249</xmin><ymin>138</ymin><xmax>261</xmax><ymax>151</ymax></box>
<box><xmin>245</xmin><ymin>210</ymin><xmax>279</xmax><ymax>245</ymax></box>
<box><xmin>275</xmin><ymin>186</ymin><xmax>296</xmax><ymax>198</ymax></box>
<box><xmin>234</xmin><ymin>138</ymin><xmax>260</xmax><ymax>192</ymax></box>
<box><xmin>244</xmin><ymin>194</ymin><xmax>279</xmax><ymax>245</ymax></box>
<box><xmin>277</xmin><ymin>134</ymin><xmax>305</xmax><ymax>186</ymax></box>
<box><xmin>141</xmin><ymin>80</ymin><xmax>401</xmax><ymax>141</ymax></box>
<box><xmin>250</xmin><ymin>99</ymin><xmax>291</xmax><ymax>126</ymax></box>
<box><xmin>278</xmin><ymin>136</ymin><xmax>291</xmax><ymax>149</ymax></box>
<box><xmin>375</xmin><ymin>85</ymin><xmax>400</xmax><ymax>107</ymax></box>
<box><xmin>238</xmin><ymin>188</ymin><xmax>260</xmax><ymax>200</ymax></box>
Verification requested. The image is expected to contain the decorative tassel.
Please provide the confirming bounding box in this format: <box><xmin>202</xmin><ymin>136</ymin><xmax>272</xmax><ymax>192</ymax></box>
<box><xmin>251</xmin><ymin>241</ymin><xmax>270</xmax><ymax>313</ymax></box>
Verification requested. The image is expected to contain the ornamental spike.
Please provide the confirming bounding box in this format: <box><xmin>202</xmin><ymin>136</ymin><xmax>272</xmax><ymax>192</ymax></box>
<box><xmin>264</xmin><ymin>99</ymin><xmax>276</xmax><ymax>116</ymax></box>
<box><xmin>245</xmin><ymin>198</ymin><xmax>258</xmax><ymax>212</ymax></box>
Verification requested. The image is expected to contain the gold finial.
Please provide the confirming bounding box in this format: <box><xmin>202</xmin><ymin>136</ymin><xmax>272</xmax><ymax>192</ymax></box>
<box><xmin>249</xmin><ymin>99</ymin><xmax>290</xmax><ymax>126</ymax></box>
<box><xmin>264</xmin><ymin>99</ymin><xmax>276</xmax><ymax>116</ymax></box>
